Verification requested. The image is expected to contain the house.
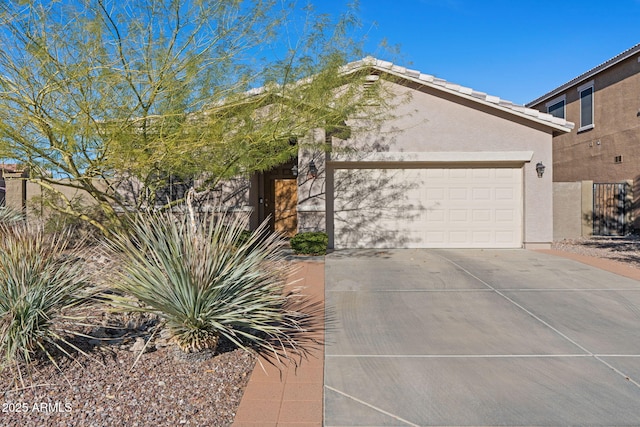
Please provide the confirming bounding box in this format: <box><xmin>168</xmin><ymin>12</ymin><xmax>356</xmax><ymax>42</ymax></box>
<box><xmin>4</xmin><ymin>58</ymin><xmax>573</xmax><ymax>248</ymax></box>
<box><xmin>243</xmin><ymin>58</ymin><xmax>573</xmax><ymax>249</ymax></box>
<box><xmin>527</xmin><ymin>43</ymin><xmax>640</xmax><ymax>236</ymax></box>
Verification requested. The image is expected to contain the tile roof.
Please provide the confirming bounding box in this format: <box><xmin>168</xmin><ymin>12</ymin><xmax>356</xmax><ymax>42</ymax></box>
<box><xmin>526</xmin><ymin>43</ymin><xmax>640</xmax><ymax>107</ymax></box>
<box><xmin>346</xmin><ymin>57</ymin><xmax>574</xmax><ymax>132</ymax></box>
<box><xmin>0</xmin><ymin>164</ymin><xmax>22</xmax><ymax>173</ymax></box>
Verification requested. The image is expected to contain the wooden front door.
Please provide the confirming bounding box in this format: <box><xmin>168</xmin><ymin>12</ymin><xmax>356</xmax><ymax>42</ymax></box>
<box><xmin>262</xmin><ymin>161</ymin><xmax>298</xmax><ymax>237</ymax></box>
<box><xmin>274</xmin><ymin>179</ymin><xmax>298</xmax><ymax>237</ymax></box>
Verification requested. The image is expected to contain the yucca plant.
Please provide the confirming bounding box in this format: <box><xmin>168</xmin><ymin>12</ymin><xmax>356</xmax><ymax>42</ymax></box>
<box><xmin>105</xmin><ymin>208</ymin><xmax>321</xmax><ymax>362</ymax></box>
<box><xmin>0</xmin><ymin>220</ymin><xmax>93</xmax><ymax>381</ymax></box>
<box><xmin>0</xmin><ymin>207</ymin><xmax>23</xmax><ymax>227</ymax></box>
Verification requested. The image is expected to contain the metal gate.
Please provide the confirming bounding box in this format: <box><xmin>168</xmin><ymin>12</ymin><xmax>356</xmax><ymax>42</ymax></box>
<box><xmin>593</xmin><ymin>182</ymin><xmax>631</xmax><ymax>236</ymax></box>
<box><xmin>0</xmin><ymin>177</ymin><xmax>5</xmax><ymax>207</ymax></box>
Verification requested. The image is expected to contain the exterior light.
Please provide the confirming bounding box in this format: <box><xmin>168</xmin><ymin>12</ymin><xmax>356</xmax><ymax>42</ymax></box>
<box><xmin>308</xmin><ymin>160</ymin><xmax>318</xmax><ymax>178</ymax></box>
<box><xmin>536</xmin><ymin>162</ymin><xmax>546</xmax><ymax>178</ymax></box>
<box><xmin>291</xmin><ymin>164</ymin><xmax>298</xmax><ymax>176</ymax></box>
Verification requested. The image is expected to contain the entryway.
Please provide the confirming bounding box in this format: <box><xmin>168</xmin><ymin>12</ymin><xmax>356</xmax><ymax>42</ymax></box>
<box><xmin>260</xmin><ymin>161</ymin><xmax>298</xmax><ymax>237</ymax></box>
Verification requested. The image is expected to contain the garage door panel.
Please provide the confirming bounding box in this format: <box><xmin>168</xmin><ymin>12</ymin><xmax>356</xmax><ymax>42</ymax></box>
<box><xmin>450</xmin><ymin>210</ymin><xmax>468</xmax><ymax>222</ymax></box>
<box><xmin>449</xmin><ymin>231</ymin><xmax>468</xmax><ymax>243</ymax></box>
<box><xmin>472</xmin><ymin>188</ymin><xmax>492</xmax><ymax>201</ymax></box>
<box><xmin>426</xmin><ymin>188</ymin><xmax>445</xmax><ymax>200</ymax></box>
<box><xmin>472</xmin><ymin>209</ymin><xmax>491</xmax><ymax>222</ymax></box>
<box><xmin>472</xmin><ymin>168</ymin><xmax>491</xmax><ymax>178</ymax></box>
<box><xmin>449</xmin><ymin>188</ymin><xmax>468</xmax><ymax>200</ymax></box>
<box><xmin>427</xmin><ymin>169</ymin><xmax>445</xmax><ymax>178</ymax></box>
<box><xmin>496</xmin><ymin>187</ymin><xmax>515</xmax><ymax>200</ymax></box>
<box><xmin>427</xmin><ymin>209</ymin><xmax>445</xmax><ymax>222</ymax></box>
<box><xmin>496</xmin><ymin>231</ymin><xmax>517</xmax><ymax>243</ymax></box>
<box><xmin>449</xmin><ymin>169</ymin><xmax>468</xmax><ymax>179</ymax></box>
<box><xmin>427</xmin><ymin>231</ymin><xmax>446</xmax><ymax>244</ymax></box>
<box><xmin>496</xmin><ymin>209</ymin><xmax>516</xmax><ymax>222</ymax></box>
<box><xmin>472</xmin><ymin>231</ymin><xmax>492</xmax><ymax>244</ymax></box>
<box><xmin>334</xmin><ymin>168</ymin><xmax>523</xmax><ymax>249</ymax></box>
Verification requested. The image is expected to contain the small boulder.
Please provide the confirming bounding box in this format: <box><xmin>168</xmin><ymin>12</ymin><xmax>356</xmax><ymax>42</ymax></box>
<box><xmin>130</xmin><ymin>337</ymin><xmax>154</xmax><ymax>353</ymax></box>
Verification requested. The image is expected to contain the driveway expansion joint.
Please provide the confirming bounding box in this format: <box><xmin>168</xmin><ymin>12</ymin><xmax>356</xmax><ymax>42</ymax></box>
<box><xmin>324</xmin><ymin>385</ymin><xmax>419</xmax><ymax>427</ymax></box>
<box><xmin>435</xmin><ymin>251</ymin><xmax>640</xmax><ymax>391</ymax></box>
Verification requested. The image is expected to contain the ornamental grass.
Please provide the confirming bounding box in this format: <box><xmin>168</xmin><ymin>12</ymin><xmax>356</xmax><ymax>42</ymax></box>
<box><xmin>105</xmin><ymin>208</ymin><xmax>323</xmax><ymax>364</ymax></box>
<box><xmin>0</xmin><ymin>215</ymin><xmax>93</xmax><ymax>383</ymax></box>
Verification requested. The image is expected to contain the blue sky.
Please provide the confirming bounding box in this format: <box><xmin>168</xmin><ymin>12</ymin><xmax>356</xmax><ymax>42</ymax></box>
<box><xmin>315</xmin><ymin>0</ymin><xmax>640</xmax><ymax>105</ymax></box>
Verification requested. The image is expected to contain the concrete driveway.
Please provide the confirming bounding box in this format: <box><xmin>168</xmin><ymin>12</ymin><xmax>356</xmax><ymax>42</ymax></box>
<box><xmin>324</xmin><ymin>249</ymin><xmax>640</xmax><ymax>426</ymax></box>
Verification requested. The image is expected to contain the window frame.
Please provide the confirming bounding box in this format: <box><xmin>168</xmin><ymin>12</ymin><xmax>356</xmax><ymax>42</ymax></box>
<box><xmin>577</xmin><ymin>80</ymin><xmax>594</xmax><ymax>132</ymax></box>
<box><xmin>545</xmin><ymin>95</ymin><xmax>566</xmax><ymax>119</ymax></box>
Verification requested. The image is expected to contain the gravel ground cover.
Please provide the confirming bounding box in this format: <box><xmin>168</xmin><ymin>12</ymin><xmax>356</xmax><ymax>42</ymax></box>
<box><xmin>0</xmin><ymin>304</ymin><xmax>258</xmax><ymax>427</ymax></box>
<box><xmin>0</xmin><ymin>247</ymin><xmax>259</xmax><ymax>427</ymax></box>
<box><xmin>552</xmin><ymin>235</ymin><xmax>640</xmax><ymax>269</ymax></box>
<box><xmin>0</xmin><ymin>340</ymin><xmax>255</xmax><ymax>427</ymax></box>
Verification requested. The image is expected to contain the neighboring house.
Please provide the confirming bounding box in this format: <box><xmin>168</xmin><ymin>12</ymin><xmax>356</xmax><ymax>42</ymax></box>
<box><xmin>527</xmin><ymin>43</ymin><xmax>640</xmax><ymax>236</ymax></box>
<box><xmin>242</xmin><ymin>58</ymin><xmax>573</xmax><ymax>249</ymax></box>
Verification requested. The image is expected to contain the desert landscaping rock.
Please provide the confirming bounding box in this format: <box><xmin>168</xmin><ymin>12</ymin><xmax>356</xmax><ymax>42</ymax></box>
<box><xmin>552</xmin><ymin>235</ymin><xmax>640</xmax><ymax>268</ymax></box>
<box><xmin>0</xmin><ymin>245</ymin><xmax>257</xmax><ymax>427</ymax></box>
<box><xmin>0</xmin><ymin>342</ymin><xmax>255</xmax><ymax>427</ymax></box>
<box><xmin>129</xmin><ymin>337</ymin><xmax>154</xmax><ymax>353</ymax></box>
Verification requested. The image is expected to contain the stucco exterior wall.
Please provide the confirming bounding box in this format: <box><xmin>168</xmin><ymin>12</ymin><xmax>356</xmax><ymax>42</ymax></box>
<box><xmin>4</xmin><ymin>174</ymin><xmax>27</xmax><ymax>212</ymax></box>
<box><xmin>327</xmin><ymin>80</ymin><xmax>555</xmax><ymax>247</ymax></box>
<box><xmin>295</xmin><ymin>131</ymin><xmax>327</xmax><ymax>233</ymax></box>
<box><xmin>553</xmin><ymin>181</ymin><xmax>583</xmax><ymax>240</ymax></box>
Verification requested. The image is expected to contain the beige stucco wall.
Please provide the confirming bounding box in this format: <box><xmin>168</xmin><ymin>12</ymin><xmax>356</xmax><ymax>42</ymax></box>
<box><xmin>3</xmin><ymin>174</ymin><xmax>27</xmax><ymax>212</ymax></box>
<box><xmin>324</xmin><ymin>79</ymin><xmax>556</xmax><ymax>248</ymax></box>
<box><xmin>25</xmin><ymin>180</ymin><xmax>105</xmax><ymax>221</ymax></box>
<box><xmin>581</xmin><ymin>180</ymin><xmax>594</xmax><ymax>237</ymax></box>
<box><xmin>295</xmin><ymin>130</ymin><xmax>328</xmax><ymax>233</ymax></box>
<box><xmin>553</xmin><ymin>181</ymin><xmax>583</xmax><ymax>240</ymax></box>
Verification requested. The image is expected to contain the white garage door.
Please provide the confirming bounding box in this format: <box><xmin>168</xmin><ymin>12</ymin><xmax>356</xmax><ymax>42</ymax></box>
<box><xmin>333</xmin><ymin>167</ymin><xmax>523</xmax><ymax>248</ymax></box>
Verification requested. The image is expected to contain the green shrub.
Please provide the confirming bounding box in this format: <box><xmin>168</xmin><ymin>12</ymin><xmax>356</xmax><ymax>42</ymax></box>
<box><xmin>290</xmin><ymin>232</ymin><xmax>328</xmax><ymax>255</ymax></box>
<box><xmin>104</xmin><ymin>210</ymin><xmax>318</xmax><ymax>359</ymax></box>
<box><xmin>0</xmin><ymin>222</ymin><xmax>92</xmax><ymax>379</ymax></box>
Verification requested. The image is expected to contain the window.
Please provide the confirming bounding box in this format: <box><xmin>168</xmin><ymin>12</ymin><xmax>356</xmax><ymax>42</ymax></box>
<box><xmin>578</xmin><ymin>81</ymin><xmax>594</xmax><ymax>131</ymax></box>
<box><xmin>546</xmin><ymin>95</ymin><xmax>566</xmax><ymax>119</ymax></box>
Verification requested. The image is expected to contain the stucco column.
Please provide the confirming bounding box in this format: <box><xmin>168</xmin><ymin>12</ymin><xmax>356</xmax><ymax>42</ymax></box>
<box><xmin>324</xmin><ymin>151</ymin><xmax>335</xmax><ymax>249</ymax></box>
<box><xmin>581</xmin><ymin>180</ymin><xmax>593</xmax><ymax>237</ymax></box>
<box><xmin>3</xmin><ymin>172</ymin><xmax>27</xmax><ymax>213</ymax></box>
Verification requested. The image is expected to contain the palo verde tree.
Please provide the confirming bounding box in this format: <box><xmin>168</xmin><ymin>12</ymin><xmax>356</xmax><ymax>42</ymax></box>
<box><xmin>0</xmin><ymin>0</ymin><xmax>391</xmax><ymax>234</ymax></box>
